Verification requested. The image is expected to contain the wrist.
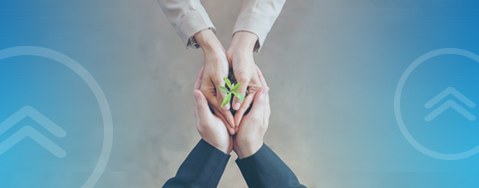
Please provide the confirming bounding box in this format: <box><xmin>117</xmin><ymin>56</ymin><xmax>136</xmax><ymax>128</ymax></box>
<box><xmin>230</xmin><ymin>31</ymin><xmax>258</xmax><ymax>53</ymax></box>
<box><xmin>237</xmin><ymin>141</ymin><xmax>263</xmax><ymax>159</ymax></box>
<box><xmin>195</xmin><ymin>29</ymin><xmax>224</xmax><ymax>54</ymax></box>
<box><xmin>203</xmin><ymin>137</ymin><xmax>231</xmax><ymax>155</ymax></box>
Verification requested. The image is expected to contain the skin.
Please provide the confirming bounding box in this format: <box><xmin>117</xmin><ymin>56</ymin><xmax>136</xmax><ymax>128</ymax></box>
<box><xmin>196</xmin><ymin>29</ymin><xmax>264</xmax><ymax>135</ymax></box>
<box><xmin>233</xmin><ymin>67</ymin><xmax>270</xmax><ymax>159</ymax></box>
<box><xmin>195</xmin><ymin>29</ymin><xmax>236</xmax><ymax>135</ymax></box>
<box><xmin>193</xmin><ymin>66</ymin><xmax>270</xmax><ymax>159</ymax></box>
<box><xmin>193</xmin><ymin>67</ymin><xmax>233</xmax><ymax>154</ymax></box>
<box><xmin>227</xmin><ymin>31</ymin><xmax>263</xmax><ymax>129</ymax></box>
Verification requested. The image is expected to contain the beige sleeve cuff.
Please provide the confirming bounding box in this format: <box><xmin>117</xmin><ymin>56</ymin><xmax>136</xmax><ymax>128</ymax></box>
<box><xmin>232</xmin><ymin>0</ymin><xmax>286</xmax><ymax>52</ymax></box>
<box><xmin>176</xmin><ymin>10</ymin><xmax>216</xmax><ymax>49</ymax></box>
<box><xmin>158</xmin><ymin>0</ymin><xmax>215</xmax><ymax>49</ymax></box>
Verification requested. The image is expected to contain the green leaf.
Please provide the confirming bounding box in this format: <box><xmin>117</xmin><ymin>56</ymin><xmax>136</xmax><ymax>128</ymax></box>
<box><xmin>218</xmin><ymin>86</ymin><xmax>229</xmax><ymax>94</ymax></box>
<box><xmin>223</xmin><ymin>77</ymin><xmax>232</xmax><ymax>89</ymax></box>
<box><xmin>232</xmin><ymin>82</ymin><xmax>241</xmax><ymax>92</ymax></box>
<box><xmin>221</xmin><ymin>93</ymin><xmax>232</xmax><ymax>107</ymax></box>
<box><xmin>235</xmin><ymin>93</ymin><xmax>245</xmax><ymax>102</ymax></box>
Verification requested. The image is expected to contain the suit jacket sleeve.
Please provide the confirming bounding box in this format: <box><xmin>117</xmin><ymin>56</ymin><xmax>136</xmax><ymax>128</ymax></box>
<box><xmin>158</xmin><ymin>0</ymin><xmax>215</xmax><ymax>48</ymax></box>
<box><xmin>233</xmin><ymin>0</ymin><xmax>286</xmax><ymax>52</ymax></box>
<box><xmin>236</xmin><ymin>143</ymin><xmax>306</xmax><ymax>188</ymax></box>
<box><xmin>163</xmin><ymin>139</ymin><xmax>230</xmax><ymax>188</ymax></box>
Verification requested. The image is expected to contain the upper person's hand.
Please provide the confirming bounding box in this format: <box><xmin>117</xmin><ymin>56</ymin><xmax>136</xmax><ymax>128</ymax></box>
<box><xmin>195</xmin><ymin>29</ymin><xmax>236</xmax><ymax>135</ymax></box>
<box><xmin>233</xmin><ymin>67</ymin><xmax>270</xmax><ymax>159</ymax></box>
<box><xmin>226</xmin><ymin>31</ymin><xmax>263</xmax><ymax>129</ymax></box>
<box><xmin>193</xmin><ymin>67</ymin><xmax>233</xmax><ymax>154</ymax></box>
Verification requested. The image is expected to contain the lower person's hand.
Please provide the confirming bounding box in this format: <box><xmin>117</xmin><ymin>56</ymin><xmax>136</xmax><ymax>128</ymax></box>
<box><xmin>196</xmin><ymin>29</ymin><xmax>236</xmax><ymax>135</ymax></box>
<box><xmin>227</xmin><ymin>31</ymin><xmax>263</xmax><ymax>129</ymax></box>
<box><xmin>233</xmin><ymin>67</ymin><xmax>270</xmax><ymax>159</ymax></box>
<box><xmin>193</xmin><ymin>67</ymin><xmax>233</xmax><ymax>154</ymax></box>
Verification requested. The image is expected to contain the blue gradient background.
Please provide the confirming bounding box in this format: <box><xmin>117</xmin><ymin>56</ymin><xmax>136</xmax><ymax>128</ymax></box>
<box><xmin>1</xmin><ymin>0</ymin><xmax>478</xmax><ymax>187</ymax></box>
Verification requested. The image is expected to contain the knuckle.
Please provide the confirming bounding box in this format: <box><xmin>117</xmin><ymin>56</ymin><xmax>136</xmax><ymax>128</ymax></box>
<box><xmin>248</xmin><ymin>86</ymin><xmax>261</xmax><ymax>94</ymax></box>
<box><xmin>234</xmin><ymin>70</ymin><xmax>247</xmax><ymax>79</ymax></box>
<box><xmin>201</xmin><ymin>86</ymin><xmax>216</xmax><ymax>97</ymax></box>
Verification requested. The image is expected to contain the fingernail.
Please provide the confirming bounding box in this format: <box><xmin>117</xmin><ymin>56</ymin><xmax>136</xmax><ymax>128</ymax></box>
<box><xmin>223</xmin><ymin>103</ymin><xmax>230</xmax><ymax>110</ymax></box>
<box><xmin>234</xmin><ymin>102</ymin><xmax>241</xmax><ymax>110</ymax></box>
<box><xmin>262</xmin><ymin>87</ymin><xmax>269</xmax><ymax>96</ymax></box>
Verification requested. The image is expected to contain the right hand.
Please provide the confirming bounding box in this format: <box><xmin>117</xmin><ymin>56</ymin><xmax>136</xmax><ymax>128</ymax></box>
<box><xmin>226</xmin><ymin>31</ymin><xmax>262</xmax><ymax>129</ymax></box>
<box><xmin>195</xmin><ymin>29</ymin><xmax>236</xmax><ymax>135</ymax></box>
<box><xmin>233</xmin><ymin>67</ymin><xmax>270</xmax><ymax>159</ymax></box>
<box><xmin>193</xmin><ymin>67</ymin><xmax>233</xmax><ymax>154</ymax></box>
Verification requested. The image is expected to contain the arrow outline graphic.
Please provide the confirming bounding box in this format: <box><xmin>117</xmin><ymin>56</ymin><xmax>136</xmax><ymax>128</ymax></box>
<box><xmin>0</xmin><ymin>106</ymin><xmax>66</xmax><ymax>157</ymax></box>
<box><xmin>0</xmin><ymin>105</ymin><xmax>66</xmax><ymax>137</ymax></box>
<box><xmin>425</xmin><ymin>87</ymin><xmax>476</xmax><ymax>108</ymax></box>
<box><xmin>0</xmin><ymin>126</ymin><xmax>66</xmax><ymax>158</ymax></box>
<box><xmin>424</xmin><ymin>87</ymin><xmax>476</xmax><ymax>121</ymax></box>
<box><xmin>425</xmin><ymin>100</ymin><xmax>476</xmax><ymax>121</ymax></box>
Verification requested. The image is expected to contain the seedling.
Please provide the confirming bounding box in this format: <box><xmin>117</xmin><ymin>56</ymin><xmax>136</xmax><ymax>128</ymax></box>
<box><xmin>219</xmin><ymin>77</ymin><xmax>245</xmax><ymax>107</ymax></box>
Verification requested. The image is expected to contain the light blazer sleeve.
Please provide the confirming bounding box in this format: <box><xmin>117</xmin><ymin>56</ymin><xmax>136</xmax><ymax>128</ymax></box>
<box><xmin>233</xmin><ymin>0</ymin><xmax>286</xmax><ymax>52</ymax></box>
<box><xmin>158</xmin><ymin>0</ymin><xmax>215</xmax><ymax>48</ymax></box>
<box><xmin>163</xmin><ymin>139</ymin><xmax>230</xmax><ymax>188</ymax></box>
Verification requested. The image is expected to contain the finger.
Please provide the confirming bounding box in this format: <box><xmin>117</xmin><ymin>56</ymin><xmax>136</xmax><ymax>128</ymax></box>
<box><xmin>223</xmin><ymin>109</ymin><xmax>236</xmax><ymax>133</ymax></box>
<box><xmin>232</xmin><ymin>78</ymin><xmax>249</xmax><ymax>111</ymax></box>
<box><xmin>232</xmin><ymin>66</ymin><xmax>263</xmax><ymax>122</ymax></box>
<box><xmin>218</xmin><ymin>106</ymin><xmax>236</xmax><ymax>133</ymax></box>
<box><xmin>248</xmin><ymin>87</ymin><xmax>269</xmax><ymax>122</ymax></box>
<box><xmin>194</xmin><ymin>67</ymin><xmax>205</xmax><ymax>90</ymax></box>
<box><xmin>256</xmin><ymin>65</ymin><xmax>268</xmax><ymax>87</ymax></box>
<box><xmin>212</xmin><ymin>106</ymin><xmax>236</xmax><ymax>135</ymax></box>
<box><xmin>196</xmin><ymin>89</ymin><xmax>235</xmax><ymax>135</ymax></box>
<box><xmin>264</xmin><ymin>91</ymin><xmax>270</xmax><ymax>129</ymax></box>
<box><xmin>193</xmin><ymin>91</ymin><xmax>200</xmax><ymax>125</ymax></box>
<box><xmin>193</xmin><ymin>90</ymin><xmax>213</xmax><ymax>121</ymax></box>
<box><xmin>200</xmin><ymin>74</ymin><xmax>216</xmax><ymax>102</ymax></box>
<box><xmin>214</xmin><ymin>76</ymin><xmax>230</xmax><ymax>111</ymax></box>
<box><xmin>234</xmin><ymin>124</ymin><xmax>239</xmax><ymax>134</ymax></box>
<box><xmin>234</xmin><ymin>91</ymin><xmax>255</xmax><ymax>126</ymax></box>
<box><xmin>203</xmin><ymin>91</ymin><xmax>235</xmax><ymax>132</ymax></box>
<box><xmin>233</xmin><ymin>66</ymin><xmax>263</xmax><ymax>126</ymax></box>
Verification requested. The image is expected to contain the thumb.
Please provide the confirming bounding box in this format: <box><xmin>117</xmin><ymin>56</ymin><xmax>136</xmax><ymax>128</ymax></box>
<box><xmin>232</xmin><ymin>79</ymin><xmax>248</xmax><ymax>110</ymax></box>
<box><xmin>193</xmin><ymin>90</ymin><xmax>212</xmax><ymax>122</ymax></box>
<box><xmin>248</xmin><ymin>87</ymin><xmax>269</xmax><ymax>121</ymax></box>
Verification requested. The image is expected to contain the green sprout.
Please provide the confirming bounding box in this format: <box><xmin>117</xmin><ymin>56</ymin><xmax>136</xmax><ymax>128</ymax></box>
<box><xmin>218</xmin><ymin>77</ymin><xmax>245</xmax><ymax>107</ymax></box>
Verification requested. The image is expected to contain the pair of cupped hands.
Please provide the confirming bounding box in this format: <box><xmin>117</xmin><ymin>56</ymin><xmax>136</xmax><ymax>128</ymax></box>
<box><xmin>193</xmin><ymin>29</ymin><xmax>270</xmax><ymax>158</ymax></box>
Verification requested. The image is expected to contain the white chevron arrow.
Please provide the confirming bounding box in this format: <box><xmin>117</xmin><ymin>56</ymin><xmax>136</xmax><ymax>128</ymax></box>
<box><xmin>424</xmin><ymin>87</ymin><xmax>476</xmax><ymax>121</ymax></box>
<box><xmin>0</xmin><ymin>126</ymin><xmax>66</xmax><ymax>158</ymax></box>
<box><xmin>0</xmin><ymin>106</ymin><xmax>66</xmax><ymax>157</ymax></box>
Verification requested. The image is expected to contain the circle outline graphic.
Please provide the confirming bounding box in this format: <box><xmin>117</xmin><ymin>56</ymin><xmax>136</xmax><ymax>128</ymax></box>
<box><xmin>0</xmin><ymin>46</ymin><xmax>113</xmax><ymax>187</ymax></box>
<box><xmin>395</xmin><ymin>48</ymin><xmax>479</xmax><ymax>160</ymax></box>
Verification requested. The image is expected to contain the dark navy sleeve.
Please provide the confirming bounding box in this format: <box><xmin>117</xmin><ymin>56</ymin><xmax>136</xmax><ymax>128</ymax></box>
<box><xmin>163</xmin><ymin>139</ymin><xmax>230</xmax><ymax>188</ymax></box>
<box><xmin>236</xmin><ymin>144</ymin><xmax>306</xmax><ymax>188</ymax></box>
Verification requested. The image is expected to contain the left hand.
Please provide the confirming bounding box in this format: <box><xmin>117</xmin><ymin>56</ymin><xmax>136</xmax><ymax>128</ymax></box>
<box><xmin>193</xmin><ymin>67</ymin><xmax>233</xmax><ymax>154</ymax></box>
<box><xmin>226</xmin><ymin>31</ymin><xmax>263</xmax><ymax>129</ymax></box>
<box><xmin>196</xmin><ymin>29</ymin><xmax>236</xmax><ymax>135</ymax></box>
<box><xmin>233</xmin><ymin>67</ymin><xmax>270</xmax><ymax>159</ymax></box>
